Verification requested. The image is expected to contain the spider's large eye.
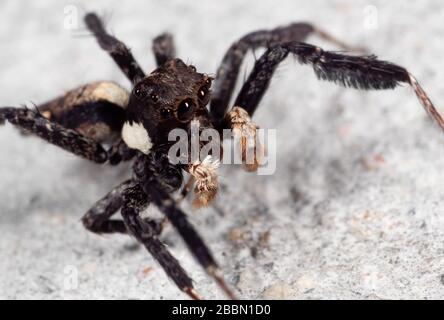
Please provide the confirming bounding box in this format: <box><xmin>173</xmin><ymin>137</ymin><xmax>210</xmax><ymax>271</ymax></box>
<box><xmin>176</xmin><ymin>98</ymin><xmax>195</xmax><ymax>122</ymax></box>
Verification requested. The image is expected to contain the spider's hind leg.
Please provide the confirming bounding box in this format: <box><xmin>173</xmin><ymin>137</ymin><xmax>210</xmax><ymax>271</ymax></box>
<box><xmin>1</xmin><ymin>81</ymin><xmax>135</xmax><ymax>164</ymax></box>
<box><xmin>84</xmin><ymin>12</ymin><xmax>145</xmax><ymax>83</ymax></box>
<box><xmin>0</xmin><ymin>106</ymin><xmax>108</xmax><ymax>163</ymax></box>
<box><xmin>152</xmin><ymin>33</ymin><xmax>176</xmax><ymax>66</ymax></box>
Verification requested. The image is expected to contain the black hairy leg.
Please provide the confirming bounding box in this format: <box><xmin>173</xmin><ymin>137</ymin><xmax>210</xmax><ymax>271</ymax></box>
<box><xmin>83</xmin><ymin>179</ymin><xmax>134</xmax><ymax>234</ymax></box>
<box><xmin>132</xmin><ymin>151</ymin><xmax>236</xmax><ymax>299</ymax></box>
<box><xmin>83</xmin><ymin>180</ymin><xmax>131</xmax><ymax>234</ymax></box>
<box><xmin>120</xmin><ymin>183</ymin><xmax>200</xmax><ymax>300</ymax></box>
<box><xmin>0</xmin><ymin>107</ymin><xmax>108</xmax><ymax>163</ymax></box>
<box><xmin>231</xmin><ymin>41</ymin><xmax>444</xmax><ymax>132</ymax></box>
<box><xmin>210</xmin><ymin>23</ymin><xmax>362</xmax><ymax>120</ymax></box>
<box><xmin>145</xmin><ymin>184</ymin><xmax>236</xmax><ymax>299</ymax></box>
<box><xmin>3</xmin><ymin>81</ymin><xmax>136</xmax><ymax>165</ymax></box>
<box><xmin>152</xmin><ymin>33</ymin><xmax>176</xmax><ymax>66</ymax></box>
<box><xmin>82</xmin><ymin>179</ymin><xmax>163</xmax><ymax>235</ymax></box>
<box><xmin>84</xmin><ymin>13</ymin><xmax>145</xmax><ymax>84</ymax></box>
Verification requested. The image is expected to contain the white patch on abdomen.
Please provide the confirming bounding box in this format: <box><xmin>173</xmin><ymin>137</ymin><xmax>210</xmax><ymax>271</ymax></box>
<box><xmin>93</xmin><ymin>82</ymin><xmax>130</xmax><ymax>108</ymax></box>
<box><xmin>122</xmin><ymin>121</ymin><xmax>153</xmax><ymax>154</ymax></box>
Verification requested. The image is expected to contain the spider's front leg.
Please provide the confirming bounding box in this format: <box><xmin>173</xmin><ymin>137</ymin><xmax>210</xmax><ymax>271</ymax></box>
<box><xmin>210</xmin><ymin>22</ymin><xmax>363</xmax><ymax>120</ymax></box>
<box><xmin>120</xmin><ymin>183</ymin><xmax>200</xmax><ymax>300</ymax></box>
<box><xmin>219</xmin><ymin>42</ymin><xmax>444</xmax><ymax>172</ymax></box>
<box><xmin>81</xmin><ymin>179</ymin><xmax>160</xmax><ymax>235</ymax></box>
<box><xmin>82</xmin><ymin>179</ymin><xmax>134</xmax><ymax>234</ymax></box>
<box><xmin>82</xmin><ymin>179</ymin><xmax>165</xmax><ymax>235</ymax></box>
<box><xmin>232</xmin><ymin>42</ymin><xmax>444</xmax><ymax>132</ymax></box>
<box><xmin>144</xmin><ymin>183</ymin><xmax>237</xmax><ymax>299</ymax></box>
<box><xmin>133</xmin><ymin>152</ymin><xmax>236</xmax><ymax>299</ymax></box>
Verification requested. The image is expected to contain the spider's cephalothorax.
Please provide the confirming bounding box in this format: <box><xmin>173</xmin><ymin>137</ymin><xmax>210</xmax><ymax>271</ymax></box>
<box><xmin>122</xmin><ymin>58</ymin><xmax>214</xmax><ymax>153</ymax></box>
<box><xmin>1</xmin><ymin>12</ymin><xmax>443</xmax><ymax>300</ymax></box>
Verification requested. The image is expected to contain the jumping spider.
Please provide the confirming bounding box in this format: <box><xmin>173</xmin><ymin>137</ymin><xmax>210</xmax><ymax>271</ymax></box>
<box><xmin>1</xmin><ymin>13</ymin><xmax>443</xmax><ymax>299</ymax></box>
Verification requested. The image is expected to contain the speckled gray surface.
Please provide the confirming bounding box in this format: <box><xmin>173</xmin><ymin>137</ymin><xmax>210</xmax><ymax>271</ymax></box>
<box><xmin>1</xmin><ymin>0</ymin><xmax>444</xmax><ymax>300</ymax></box>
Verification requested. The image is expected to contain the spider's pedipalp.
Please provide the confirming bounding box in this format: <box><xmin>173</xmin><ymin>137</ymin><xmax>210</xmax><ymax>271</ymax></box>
<box><xmin>188</xmin><ymin>155</ymin><xmax>220</xmax><ymax>208</ymax></box>
<box><xmin>224</xmin><ymin>106</ymin><xmax>262</xmax><ymax>172</ymax></box>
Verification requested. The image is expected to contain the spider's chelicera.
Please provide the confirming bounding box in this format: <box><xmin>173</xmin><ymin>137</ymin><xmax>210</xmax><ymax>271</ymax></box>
<box><xmin>1</xmin><ymin>13</ymin><xmax>443</xmax><ymax>299</ymax></box>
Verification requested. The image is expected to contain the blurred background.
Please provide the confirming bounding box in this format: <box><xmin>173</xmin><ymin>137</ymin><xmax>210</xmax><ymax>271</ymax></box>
<box><xmin>1</xmin><ymin>0</ymin><xmax>444</xmax><ymax>299</ymax></box>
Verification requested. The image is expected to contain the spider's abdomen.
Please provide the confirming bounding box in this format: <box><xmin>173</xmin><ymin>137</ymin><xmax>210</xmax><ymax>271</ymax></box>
<box><xmin>37</xmin><ymin>81</ymin><xmax>129</xmax><ymax>143</ymax></box>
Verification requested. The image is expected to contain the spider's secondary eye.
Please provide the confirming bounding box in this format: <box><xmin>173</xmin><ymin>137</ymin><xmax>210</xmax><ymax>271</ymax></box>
<box><xmin>176</xmin><ymin>98</ymin><xmax>195</xmax><ymax>121</ymax></box>
<box><xmin>150</xmin><ymin>94</ymin><xmax>159</xmax><ymax>102</ymax></box>
<box><xmin>189</xmin><ymin>65</ymin><xmax>197</xmax><ymax>72</ymax></box>
<box><xmin>198</xmin><ymin>79</ymin><xmax>212</xmax><ymax>102</ymax></box>
<box><xmin>134</xmin><ymin>86</ymin><xmax>146</xmax><ymax>99</ymax></box>
<box><xmin>198</xmin><ymin>86</ymin><xmax>209</xmax><ymax>100</ymax></box>
<box><xmin>160</xmin><ymin>108</ymin><xmax>172</xmax><ymax>119</ymax></box>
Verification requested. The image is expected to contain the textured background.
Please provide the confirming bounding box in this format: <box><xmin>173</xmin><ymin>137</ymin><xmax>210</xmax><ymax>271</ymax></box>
<box><xmin>1</xmin><ymin>0</ymin><xmax>444</xmax><ymax>299</ymax></box>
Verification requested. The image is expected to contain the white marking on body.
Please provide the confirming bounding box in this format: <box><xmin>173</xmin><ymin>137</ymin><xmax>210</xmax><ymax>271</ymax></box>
<box><xmin>93</xmin><ymin>82</ymin><xmax>130</xmax><ymax>108</ymax></box>
<box><xmin>121</xmin><ymin>121</ymin><xmax>152</xmax><ymax>154</ymax></box>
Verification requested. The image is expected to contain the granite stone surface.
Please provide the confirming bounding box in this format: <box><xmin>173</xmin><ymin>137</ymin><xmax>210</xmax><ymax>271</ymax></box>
<box><xmin>0</xmin><ymin>0</ymin><xmax>443</xmax><ymax>299</ymax></box>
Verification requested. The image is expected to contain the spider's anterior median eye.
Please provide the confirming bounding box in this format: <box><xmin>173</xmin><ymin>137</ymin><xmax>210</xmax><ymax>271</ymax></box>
<box><xmin>177</xmin><ymin>98</ymin><xmax>195</xmax><ymax>121</ymax></box>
